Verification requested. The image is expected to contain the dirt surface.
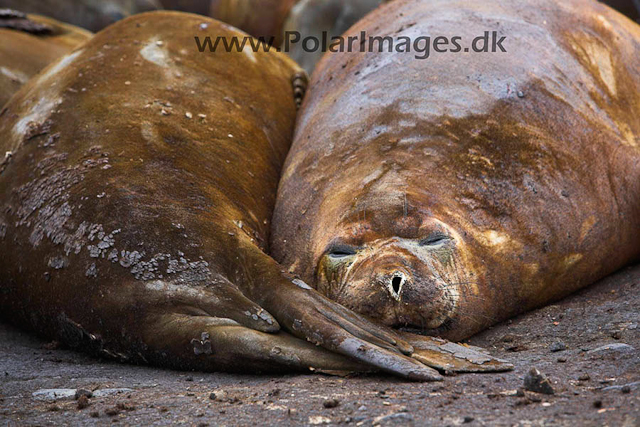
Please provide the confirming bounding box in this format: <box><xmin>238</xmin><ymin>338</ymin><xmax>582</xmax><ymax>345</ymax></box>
<box><xmin>1</xmin><ymin>265</ymin><xmax>638</xmax><ymax>426</ymax></box>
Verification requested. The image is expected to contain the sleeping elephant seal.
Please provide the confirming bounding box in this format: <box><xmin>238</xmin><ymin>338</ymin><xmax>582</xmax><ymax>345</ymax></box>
<box><xmin>0</xmin><ymin>0</ymin><xmax>162</xmax><ymax>31</ymax></box>
<box><xmin>0</xmin><ymin>11</ymin><xmax>443</xmax><ymax>380</ymax></box>
<box><xmin>0</xmin><ymin>10</ymin><xmax>92</xmax><ymax>107</ymax></box>
<box><xmin>271</xmin><ymin>0</ymin><xmax>640</xmax><ymax>342</ymax></box>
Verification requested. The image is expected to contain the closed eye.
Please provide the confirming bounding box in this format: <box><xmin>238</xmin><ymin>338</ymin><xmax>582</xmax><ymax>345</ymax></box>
<box><xmin>419</xmin><ymin>234</ymin><xmax>450</xmax><ymax>246</ymax></box>
<box><xmin>327</xmin><ymin>244</ymin><xmax>358</xmax><ymax>258</ymax></box>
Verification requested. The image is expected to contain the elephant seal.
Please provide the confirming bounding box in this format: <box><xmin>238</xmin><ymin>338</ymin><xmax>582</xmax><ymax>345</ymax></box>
<box><xmin>271</xmin><ymin>0</ymin><xmax>640</xmax><ymax>342</ymax></box>
<box><xmin>0</xmin><ymin>0</ymin><xmax>161</xmax><ymax>31</ymax></box>
<box><xmin>0</xmin><ymin>10</ymin><xmax>92</xmax><ymax>107</ymax></box>
<box><xmin>0</xmin><ymin>11</ymin><xmax>442</xmax><ymax>380</ymax></box>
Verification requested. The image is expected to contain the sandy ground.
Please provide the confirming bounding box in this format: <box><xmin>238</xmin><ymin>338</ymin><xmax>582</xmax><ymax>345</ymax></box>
<box><xmin>1</xmin><ymin>265</ymin><xmax>638</xmax><ymax>426</ymax></box>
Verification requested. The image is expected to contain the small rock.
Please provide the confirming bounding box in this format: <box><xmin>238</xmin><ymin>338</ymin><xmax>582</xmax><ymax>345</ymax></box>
<box><xmin>105</xmin><ymin>407</ymin><xmax>120</xmax><ymax>416</ymax></box>
<box><xmin>463</xmin><ymin>416</ymin><xmax>475</xmax><ymax>423</ymax></box>
<box><xmin>75</xmin><ymin>389</ymin><xmax>93</xmax><ymax>399</ymax></box>
<box><xmin>557</xmin><ymin>357</ymin><xmax>567</xmax><ymax>363</ymax></box>
<box><xmin>323</xmin><ymin>398</ymin><xmax>340</xmax><ymax>408</ymax></box>
<box><xmin>209</xmin><ymin>390</ymin><xmax>228</xmax><ymax>401</ymax></box>
<box><xmin>528</xmin><ymin>394</ymin><xmax>542</xmax><ymax>403</ymax></box>
<box><xmin>77</xmin><ymin>395</ymin><xmax>90</xmax><ymax>410</ymax></box>
<box><xmin>373</xmin><ymin>412</ymin><xmax>414</xmax><ymax>425</ymax></box>
<box><xmin>116</xmin><ymin>402</ymin><xmax>135</xmax><ymax>411</ymax></box>
<box><xmin>549</xmin><ymin>341</ymin><xmax>566</xmax><ymax>352</ymax></box>
<box><xmin>602</xmin><ymin>381</ymin><xmax>640</xmax><ymax>392</ymax></box>
<box><xmin>92</xmin><ymin>388</ymin><xmax>134</xmax><ymax>398</ymax></box>
<box><xmin>32</xmin><ymin>389</ymin><xmax>77</xmax><ymax>401</ymax></box>
<box><xmin>524</xmin><ymin>368</ymin><xmax>555</xmax><ymax>395</ymax></box>
<box><xmin>308</xmin><ymin>415</ymin><xmax>332</xmax><ymax>425</ymax></box>
<box><xmin>578</xmin><ymin>373</ymin><xmax>591</xmax><ymax>381</ymax></box>
<box><xmin>593</xmin><ymin>400</ymin><xmax>602</xmax><ymax>408</ymax></box>
<box><xmin>588</xmin><ymin>343</ymin><xmax>635</xmax><ymax>355</ymax></box>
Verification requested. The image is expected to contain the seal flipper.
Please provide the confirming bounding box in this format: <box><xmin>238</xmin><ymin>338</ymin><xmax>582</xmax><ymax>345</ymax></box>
<box><xmin>143</xmin><ymin>313</ymin><xmax>369</xmax><ymax>374</ymax></box>
<box><xmin>235</xmin><ymin>249</ymin><xmax>443</xmax><ymax>381</ymax></box>
<box><xmin>400</xmin><ymin>332</ymin><xmax>514</xmax><ymax>373</ymax></box>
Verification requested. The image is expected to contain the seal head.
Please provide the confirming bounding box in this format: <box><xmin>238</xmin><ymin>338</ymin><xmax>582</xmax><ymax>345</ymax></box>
<box><xmin>315</xmin><ymin>204</ymin><xmax>467</xmax><ymax>332</ymax></box>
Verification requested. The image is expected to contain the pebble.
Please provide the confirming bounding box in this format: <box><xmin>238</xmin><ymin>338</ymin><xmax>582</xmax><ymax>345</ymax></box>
<box><xmin>373</xmin><ymin>412</ymin><xmax>414</xmax><ymax>425</ymax></box>
<box><xmin>578</xmin><ymin>373</ymin><xmax>591</xmax><ymax>381</ymax></box>
<box><xmin>32</xmin><ymin>389</ymin><xmax>77</xmax><ymax>401</ymax></box>
<box><xmin>602</xmin><ymin>381</ymin><xmax>640</xmax><ymax>392</ymax></box>
<box><xmin>323</xmin><ymin>398</ymin><xmax>340</xmax><ymax>408</ymax></box>
<box><xmin>75</xmin><ymin>389</ymin><xmax>93</xmax><ymax>399</ymax></box>
<box><xmin>92</xmin><ymin>388</ymin><xmax>134</xmax><ymax>398</ymax></box>
<box><xmin>524</xmin><ymin>368</ymin><xmax>555</xmax><ymax>395</ymax></box>
<box><xmin>77</xmin><ymin>395</ymin><xmax>90</xmax><ymax>410</ymax></box>
<box><xmin>209</xmin><ymin>390</ymin><xmax>228</xmax><ymax>401</ymax></box>
<box><xmin>549</xmin><ymin>341</ymin><xmax>566</xmax><ymax>352</ymax></box>
<box><xmin>588</xmin><ymin>343</ymin><xmax>635</xmax><ymax>355</ymax></box>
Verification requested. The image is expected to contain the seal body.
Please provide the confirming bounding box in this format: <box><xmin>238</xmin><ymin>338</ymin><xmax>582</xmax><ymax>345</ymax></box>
<box><xmin>0</xmin><ymin>11</ymin><xmax>92</xmax><ymax>107</ymax></box>
<box><xmin>271</xmin><ymin>0</ymin><xmax>640</xmax><ymax>341</ymax></box>
<box><xmin>0</xmin><ymin>0</ymin><xmax>161</xmax><ymax>31</ymax></box>
<box><xmin>0</xmin><ymin>11</ymin><xmax>438</xmax><ymax>379</ymax></box>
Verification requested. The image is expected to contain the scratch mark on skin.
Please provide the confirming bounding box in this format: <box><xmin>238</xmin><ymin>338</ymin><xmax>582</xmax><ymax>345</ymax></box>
<box><xmin>38</xmin><ymin>50</ymin><xmax>83</xmax><ymax>84</ymax></box>
<box><xmin>140</xmin><ymin>38</ymin><xmax>171</xmax><ymax>67</ymax></box>
<box><xmin>0</xmin><ymin>67</ymin><xmax>29</xmax><ymax>84</ymax></box>
<box><xmin>243</xmin><ymin>45</ymin><xmax>257</xmax><ymax>63</ymax></box>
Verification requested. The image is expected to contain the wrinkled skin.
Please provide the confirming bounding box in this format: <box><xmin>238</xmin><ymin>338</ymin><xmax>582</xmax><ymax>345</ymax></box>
<box><xmin>0</xmin><ymin>11</ymin><xmax>446</xmax><ymax>380</ymax></box>
<box><xmin>271</xmin><ymin>0</ymin><xmax>640</xmax><ymax>342</ymax></box>
<box><xmin>0</xmin><ymin>0</ymin><xmax>161</xmax><ymax>31</ymax></box>
<box><xmin>0</xmin><ymin>12</ymin><xmax>92</xmax><ymax>108</ymax></box>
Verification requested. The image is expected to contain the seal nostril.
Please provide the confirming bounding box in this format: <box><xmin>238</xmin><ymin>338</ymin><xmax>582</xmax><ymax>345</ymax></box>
<box><xmin>392</xmin><ymin>276</ymin><xmax>402</xmax><ymax>295</ymax></box>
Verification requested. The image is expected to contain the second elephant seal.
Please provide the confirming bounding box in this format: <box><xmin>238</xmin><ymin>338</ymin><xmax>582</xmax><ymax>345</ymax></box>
<box><xmin>271</xmin><ymin>0</ymin><xmax>640</xmax><ymax>341</ymax></box>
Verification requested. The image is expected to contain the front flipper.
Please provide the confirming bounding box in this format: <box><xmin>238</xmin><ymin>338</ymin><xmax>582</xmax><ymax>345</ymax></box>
<box><xmin>245</xmin><ymin>258</ymin><xmax>443</xmax><ymax>381</ymax></box>
<box><xmin>400</xmin><ymin>332</ymin><xmax>514</xmax><ymax>373</ymax></box>
<box><xmin>143</xmin><ymin>313</ymin><xmax>370</xmax><ymax>374</ymax></box>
